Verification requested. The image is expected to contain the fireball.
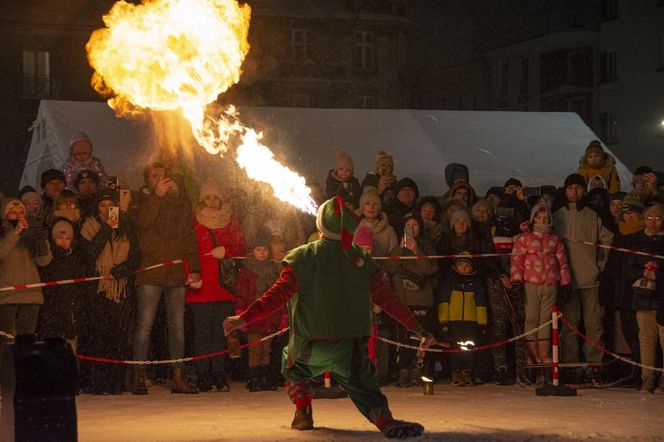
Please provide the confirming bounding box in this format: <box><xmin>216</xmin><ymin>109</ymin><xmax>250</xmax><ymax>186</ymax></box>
<box><xmin>87</xmin><ymin>0</ymin><xmax>317</xmax><ymax>215</ymax></box>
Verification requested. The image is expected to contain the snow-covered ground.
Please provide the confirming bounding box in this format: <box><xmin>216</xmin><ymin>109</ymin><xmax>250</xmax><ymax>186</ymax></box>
<box><xmin>61</xmin><ymin>382</ymin><xmax>662</xmax><ymax>441</ymax></box>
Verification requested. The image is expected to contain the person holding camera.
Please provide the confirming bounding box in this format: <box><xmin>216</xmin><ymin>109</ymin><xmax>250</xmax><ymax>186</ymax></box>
<box><xmin>361</xmin><ymin>151</ymin><xmax>398</xmax><ymax>206</ymax></box>
<box><xmin>384</xmin><ymin>213</ymin><xmax>437</xmax><ymax>387</ymax></box>
<box><xmin>0</xmin><ymin>198</ymin><xmax>52</xmax><ymax>379</ymax></box>
<box><xmin>129</xmin><ymin>162</ymin><xmax>201</xmax><ymax>394</ymax></box>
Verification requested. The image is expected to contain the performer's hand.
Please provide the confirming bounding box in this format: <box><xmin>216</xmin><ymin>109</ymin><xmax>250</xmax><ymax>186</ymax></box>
<box><xmin>223</xmin><ymin>315</ymin><xmax>246</xmax><ymax>336</ymax></box>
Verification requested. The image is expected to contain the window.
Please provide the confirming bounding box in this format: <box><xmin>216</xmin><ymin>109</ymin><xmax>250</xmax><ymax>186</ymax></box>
<box><xmin>601</xmin><ymin>0</ymin><xmax>618</xmax><ymax>21</ymax></box>
<box><xmin>398</xmin><ymin>32</ymin><xmax>405</xmax><ymax>74</ymax></box>
<box><xmin>499</xmin><ymin>62</ymin><xmax>509</xmax><ymax>97</ymax></box>
<box><xmin>600</xmin><ymin>51</ymin><xmax>618</xmax><ymax>82</ymax></box>
<box><xmin>600</xmin><ymin>111</ymin><xmax>618</xmax><ymax>143</ymax></box>
<box><xmin>23</xmin><ymin>50</ymin><xmax>50</xmax><ymax>98</ymax></box>
<box><xmin>355</xmin><ymin>95</ymin><xmax>375</xmax><ymax>109</ymax></box>
<box><xmin>354</xmin><ymin>30</ymin><xmax>374</xmax><ymax>71</ymax></box>
<box><xmin>290</xmin><ymin>29</ymin><xmax>308</xmax><ymax>62</ymax></box>
<box><xmin>519</xmin><ymin>57</ymin><xmax>529</xmax><ymax>95</ymax></box>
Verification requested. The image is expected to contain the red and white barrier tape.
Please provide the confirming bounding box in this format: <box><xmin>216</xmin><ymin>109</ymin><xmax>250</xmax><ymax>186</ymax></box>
<box><xmin>0</xmin><ymin>259</ymin><xmax>183</xmax><ymax>293</ymax></box>
<box><xmin>564</xmin><ymin>237</ymin><xmax>664</xmax><ymax>261</ymax></box>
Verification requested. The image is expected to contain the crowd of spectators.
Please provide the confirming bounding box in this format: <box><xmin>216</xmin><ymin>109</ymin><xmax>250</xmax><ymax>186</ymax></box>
<box><xmin>1</xmin><ymin>133</ymin><xmax>663</xmax><ymax>396</ymax></box>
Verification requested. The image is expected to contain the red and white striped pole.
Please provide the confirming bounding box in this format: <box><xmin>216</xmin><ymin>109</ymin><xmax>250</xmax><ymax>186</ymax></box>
<box><xmin>551</xmin><ymin>305</ymin><xmax>560</xmax><ymax>387</ymax></box>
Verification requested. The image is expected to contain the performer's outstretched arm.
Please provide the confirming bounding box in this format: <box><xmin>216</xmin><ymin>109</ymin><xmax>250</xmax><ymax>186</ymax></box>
<box><xmin>224</xmin><ymin>266</ymin><xmax>299</xmax><ymax>335</ymax></box>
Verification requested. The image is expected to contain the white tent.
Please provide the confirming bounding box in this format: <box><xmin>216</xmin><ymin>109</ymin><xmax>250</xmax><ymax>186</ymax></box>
<box><xmin>22</xmin><ymin>99</ymin><xmax>632</xmax><ymax>196</ymax></box>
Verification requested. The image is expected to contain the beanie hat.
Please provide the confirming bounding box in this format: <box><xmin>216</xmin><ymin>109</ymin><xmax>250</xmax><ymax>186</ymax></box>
<box><xmin>97</xmin><ymin>190</ymin><xmax>117</xmax><ymax>205</ymax></box>
<box><xmin>609</xmin><ymin>191</ymin><xmax>627</xmax><ymax>202</ymax></box>
<box><xmin>316</xmin><ymin>196</ymin><xmax>360</xmax><ymax>250</ymax></box>
<box><xmin>354</xmin><ymin>226</ymin><xmax>374</xmax><ymax>249</ymax></box>
<box><xmin>621</xmin><ymin>191</ymin><xmax>646</xmax><ymax>213</ymax></box>
<box><xmin>70</xmin><ymin>131</ymin><xmax>92</xmax><ymax>149</ymax></box>
<box><xmin>471</xmin><ymin>200</ymin><xmax>494</xmax><ymax>218</ymax></box>
<box><xmin>74</xmin><ymin>169</ymin><xmax>100</xmax><ymax>190</ymax></box>
<box><xmin>334</xmin><ymin>150</ymin><xmax>354</xmax><ymax>173</ymax></box>
<box><xmin>249</xmin><ymin>226</ymin><xmax>272</xmax><ymax>252</ymax></box>
<box><xmin>2</xmin><ymin>198</ymin><xmax>26</xmax><ymax>218</ymax></box>
<box><xmin>645</xmin><ymin>204</ymin><xmax>664</xmax><ymax>222</ymax></box>
<box><xmin>485</xmin><ymin>186</ymin><xmax>503</xmax><ymax>199</ymax></box>
<box><xmin>359</xmin><ymin>186</ymin><xmax>382</xmax><ymax>212</ymax></box>
<box><xmin>633</xmin><ymin>165</ymin><xmax>653</xmax><ymax>176</ymax></box>
<box><xmin>450</xmin><ymin>181</ymin><xmax>472</xmax><ymax>201</ymax></box>
<box><xmin>19</xmin><ymin>185</ymin><xmax>38</xmax><ymax>199</ymax></box>
<box><xmin>403</xmin><ymin>212</ymin><xmax>423</xmax><ymax>231</ymax></box>
<box><xmin>51</xmin><ymin>218</ymin><xmax>74</xmax><ymax>241</ymax></box>
<box><xmin>395</xmin><ymin>177</ymin><xmax>419</xmax><ymax>199</ymax></box>
<box><xmin>504</xmin><ymin>177</ymin><xmax>522</xmax><ymax>188</ymax></box>
<box><xmin>585</xmin><ymin>140</ymin><xmax>605</xmax><ymax>157</ymax></box>
<box><xmin>40</xmin><ymin>169</ymin><xmax>66</xmax><ymax>189</ymax></box>
<box><xmin>449</xmin><ymin>209</ymin><xmax>471</xmax><ymax>228</ymax></box>
<box><xmin>444</xmin><ymin>163</ymin><xmax>469</xmax><ymax>187</ymax></box>
<box><xmin>564</xmin><ymin>173</ymin><xmax>586</xmax><ymax>189</ymax></box>
<box><xmin>375</xmin><ymin>151</ymin><xmax>394</xmax><ymax>175</ymax></box>
<box><xmin>198</xmin><ymin>179</ymin><xmax>224</xmax><ymax>203</ymax></box>
<box><xmin>452</xmin><ymin>252</ymin><xmax>476</xmax><ymax>276</ymax></box>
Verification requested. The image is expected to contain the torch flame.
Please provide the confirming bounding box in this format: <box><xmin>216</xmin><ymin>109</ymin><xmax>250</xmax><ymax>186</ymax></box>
<box><xmin>87</xmin><ymin>0</ymin><xmax>317</xmax><ymax>215</ymax></box>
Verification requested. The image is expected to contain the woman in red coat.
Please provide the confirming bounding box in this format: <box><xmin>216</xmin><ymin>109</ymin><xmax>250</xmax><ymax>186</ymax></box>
<box><xmin>186</xmin><ymin>180</ymin><xmax>246</xmax><ymax>392</ymax></box>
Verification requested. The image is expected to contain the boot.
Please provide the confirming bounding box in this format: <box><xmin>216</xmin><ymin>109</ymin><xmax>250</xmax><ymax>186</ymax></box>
<box><xmin>394</xmin><ymin>369</ymin><xmax>410</xmax><ymax>388</ymax></box>
<box><xmin>537</xmin><ymin>340</ymin><xmax>552</xmax><ymax>364</ymax></box>
<box><xmin>462</xmin><ymin>370</ymin><xmax>475</xmax><ymax>387</ymax></box>
<box><xmin>259</xmin><ymin>365</ymin><xmax>278</xmax><ymax>391</ymax></box>
<box><xmin>246</xmin><ymin>366</ymin><xmax>261</xmax><ymax>392</ymax></box>
<box><xmin>495</xmin><ymin>366</ymin><xmax>513</xmax><ymax>386</ymax></box>
<box><xmin>526</xmin><ymin>340</ymin><xmax>542</xmax><ymax>365</ymax></box>
<box><xmin>171</xmin><ymin>367</ymin><xmax>199</xmax><ymax>394</ymax></box>
<box><xmin>639</xmin><ymin>375</ymin><xmax>656</xmax><ymax>394</ymax></box>
<box><xmin>378</xmin><ymin>418</ymin><xmax>424</xmax><ymax>439</ymax></box>
<box><xmin>132</xmin><ymin>366</ymin><xmax>148</xmax><ymax>395</ymax></box>
<box><xmin>291</xmin><ymin>405</ymin><xmax>314</xmax><ymax>430</ymax></box>
<box><xmin>451</xmin><ymin>369</ymin><xmax>465</xmax><ymax>387</ymax></box>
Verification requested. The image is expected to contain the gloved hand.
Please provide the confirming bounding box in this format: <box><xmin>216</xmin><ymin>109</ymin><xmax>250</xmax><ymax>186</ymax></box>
<box><xmin>210</xmin><ymin>246</ymin><xmax>226</xmax><ymax>259</ymax></box>
<box><xmin>557</xmin><ymin>284</ymin><xmax>572</xmax><ymax>307</ymax></box>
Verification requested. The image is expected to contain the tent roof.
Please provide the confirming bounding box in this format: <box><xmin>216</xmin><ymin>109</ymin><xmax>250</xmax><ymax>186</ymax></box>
<box><xmin>22</xmin><ymin>100</ymin><xmax>632</xmax><ymax>196</ymax></box>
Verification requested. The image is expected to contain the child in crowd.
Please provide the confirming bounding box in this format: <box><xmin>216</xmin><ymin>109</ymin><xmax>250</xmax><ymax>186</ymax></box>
<box><xmin>577</xmin><ymin>140</ymin><xmax>621</xmax><ymax>193</ymax></box>
<box><xmin>510</xmin><ymin>203</ymin><xmax>571</xmax><ymax>364</ymax></box>
<box><xmin>361</xmin><ymin>151</ymin><xmax>397</xmax><ymax>204</ymax></box>
<box><xmin>37</xmin><ymin>218</ymin><xmax>83</xmax><ymax>347</ymax></box>
<box><xmin>385</xmin><ymin>213</ymin><xmax>437</xmax><ymax>387</ymax></box>
<box><xmin>437</xmin><ymin>254</ymin><xmax>488</xmax><ymax>386</ymax></box>
<box><xmin>63</xmin><ymin>131</ymin><xmax>109</xmax><ymax>191</ymax></box>
<box><xmin>51</xmin><ymin>190</ymin><xmax>82</xmax><ymax>226</ymax></box>
<box><xmin>325</xmin><ymin>150</ymin><xmax>362</xmax><ymax>210</ymax></box>
<box><xmin>234</xmin><ymin>227</ymin><xmax>282</xmax><ymax>392</ymax></box>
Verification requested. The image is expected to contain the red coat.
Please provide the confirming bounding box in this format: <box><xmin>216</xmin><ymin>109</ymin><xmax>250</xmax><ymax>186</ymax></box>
<box><xmin>185</xmin><ymin>216</ymin><xmax>246</xmax><ymax>304</ymax></box>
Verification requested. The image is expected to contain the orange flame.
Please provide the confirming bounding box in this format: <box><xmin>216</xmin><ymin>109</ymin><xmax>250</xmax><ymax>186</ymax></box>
<box><xmin>87</xmin><ymin>0</ymin><xmax>317</xmax><ymax>215</ymax></box>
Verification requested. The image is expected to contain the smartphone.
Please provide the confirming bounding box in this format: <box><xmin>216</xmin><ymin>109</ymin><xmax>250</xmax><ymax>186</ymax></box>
<box><xmin>108</xmin><ymin>206</ymin><xmax>119</xmax><ymax>229</ymax></box>
<box><xmin>402</xmin><ymin>226</ymin><xmax>413</xmax><ymax>247</ymax></box>
<box><xmin>119</xmin><ymin>189</ymin><xmax>131</xmax><ymax>212</ymax></box>
<box><xmin>108</xmin><ymin>176</ymin><xmax>119</xmax><ymax>189</ymax></box>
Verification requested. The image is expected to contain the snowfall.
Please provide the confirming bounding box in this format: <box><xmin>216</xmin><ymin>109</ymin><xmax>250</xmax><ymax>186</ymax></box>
<box><xmin>20</xmin><ymin>380</ymin><xmax>652</xmax><ymax>441</ymax></box>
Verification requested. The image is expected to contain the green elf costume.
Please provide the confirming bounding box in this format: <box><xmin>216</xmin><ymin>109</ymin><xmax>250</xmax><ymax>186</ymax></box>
<box><xmin>224</xmin><ymin>196</ymin><xmax>433</xmax><ymax>439</ymax></box>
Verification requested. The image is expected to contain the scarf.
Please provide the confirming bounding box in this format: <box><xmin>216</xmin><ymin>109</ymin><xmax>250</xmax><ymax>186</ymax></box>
<box><xmin>196</xmin><ymin>203</ymin><xmax>232</xmax><ymax>229</ymax></box>
<box><xmin>54</xmin><ymin>208</ymin><xmax>80</xmax><ymax>223</ymax></box>
<box><xmin>619</xmin><ymin>218</ymin><xmax>645</xmax><ymax>236</ymax></box>
<box><xmin>533</xmin><ymin>223</ymin><xmax>552</xmax><ymax>234</ymax></box>
<box><xmin>81</xmin><ymin>217</ymin><xmax>131</xmax><ymax>302</ymax></box>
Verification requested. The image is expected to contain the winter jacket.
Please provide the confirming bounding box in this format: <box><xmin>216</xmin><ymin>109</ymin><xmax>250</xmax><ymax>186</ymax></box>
<box><xmin>601</xmin><ymin>222</ymin><xmax>642</xmax><ymax>309</ymax></box>
<box><xmin>234</xmin><ymin>258</ymin><xmax>282</xmax><ymax>333</ymax></box>
<box><xmin>625</xmin><ymin>231</ymin><xmax>664</xmax><ymax>311</ymax></box>
<box><xmin>511</xmin><ymin>230</ymin><xmax>571</xmax><ymax>286</ymax></box>
<box><xmin>130</xmin><ymin>186</ymin><xmax>201</xmax><ymax>287</ymax></box>
<box><xmin>553</xmin><ymin>203</ymin><xmax>613</xmax><ymax>289</ymax></box>
<box><xmin>325</xmin><ymin>170</ymin><xmax>362</xmax><ymax>210</ymax></box>
<box><xmin>437</xmin><ymin>231</ymin><xmax>487</xmax><ymax>279</ymax></box>
<box><xmin>577</xmin><ymin>154</ymin><xmax>620</xmax><ymax>193</ymax></box>
<box><xmin>437</xmin><ymin>274</ymin><xmax>488</xmax><ymax>327</ymax></box>
<box><xmin>353</xmin><ymin>212</ymin><xmax>398</xmax><ymax>258</ymax></box>
<box><xmin>384</xmin><ymin>239</ymin><xmax>438</xmax><ymax>307</ymax></box>
<box><xmin>0</xmin><ymin>222</ymin><xmax>52</xmax><ymax>305</ymax></box>
<box><xmin>63</xmin><ymin>156</ymin><xmax>109</xmax><ymax>191</ymax></box>
<box><xmin>386</xmin><ymin>199</ymin><xmax>417</xmax><ymax>241</ymax></box>
<box><xmin>186</xmin><ymin>216</ymin><xmax>246</xmax><ymax>304</ymax></box>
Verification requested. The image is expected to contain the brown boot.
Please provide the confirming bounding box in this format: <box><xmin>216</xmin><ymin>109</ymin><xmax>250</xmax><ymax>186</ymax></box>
<box><xmin>132</xmin><ymin>366</ymin><xmax>148</xmax><ymax>395</ymax></box>
<box><xmin>171</xmin><ymin>367</ymin><xmax>198</xmax><ymax>394</ymax></box>
<box><xmin>291</xmin><ymin>405</ymin><xmax>313</xmax><ymax>430</ymax></box>
<box><xmin>526</xmin><ymin>340</ymin><xmax>542</xmax><ymax>364</ymax></box>
<box><xmin>537</xmin><ymin>340</ymin><xmax>552</xmax><ymax>364</ymax></box>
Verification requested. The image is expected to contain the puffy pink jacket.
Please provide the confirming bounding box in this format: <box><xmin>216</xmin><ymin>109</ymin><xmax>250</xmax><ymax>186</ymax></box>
<box><xmin>511</xmin><ymin>231</ymin><xmax>571</xmax><ymax>286</ymax></box>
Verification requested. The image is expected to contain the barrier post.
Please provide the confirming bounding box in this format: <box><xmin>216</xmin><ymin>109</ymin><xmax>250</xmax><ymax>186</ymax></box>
<box><xmin>536</xmin><ymin>306</ymin><xmax>577</xmax><ymax>396</ymax></box>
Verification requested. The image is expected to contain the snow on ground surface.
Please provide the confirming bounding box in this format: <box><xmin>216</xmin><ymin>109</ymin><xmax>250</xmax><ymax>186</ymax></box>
<box><xmin>64</xmin><ymin>382</ymin><xmax>662</xmax><ymax>441</ymax></box>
